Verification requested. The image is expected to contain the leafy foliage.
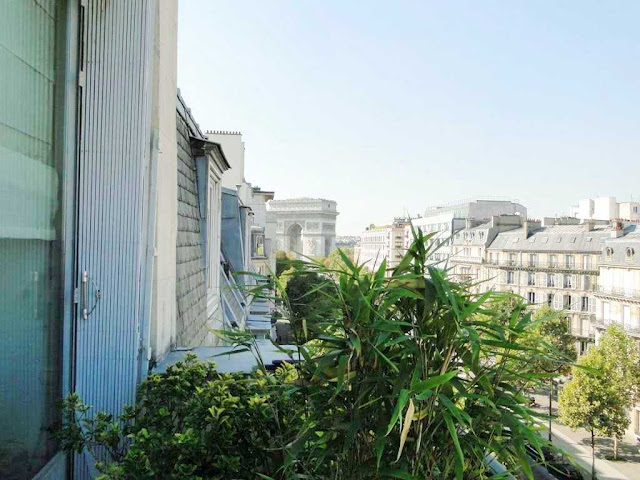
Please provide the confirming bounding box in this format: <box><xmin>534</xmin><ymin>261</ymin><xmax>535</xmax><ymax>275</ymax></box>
<box><xmin>559</xmin><ymin>325</ymin><xmax>639</xmax><ymax>463</ymax></box>
<box><xmin>271</xmin><ymin>229</ymin><xmax>569</xmax><ymax>479</ymax></box>
<box><xmin>278</xmin><ymin>266</ymin><xmax>334</xmax><ymax>341</ymax></box>
<box><xmin>275</xmin><ymin>250</ymin><xmax>294</xmax><ymax>277</ymax></box>
<box><xmin>58</xmin><ymin>231</ymin><xmax>572</xmax><ymax>479</ymax></box>
<box><xmin>55</xmin><ymin>356</ymin><xmax>300</xmax><ymax>479</ymax></box>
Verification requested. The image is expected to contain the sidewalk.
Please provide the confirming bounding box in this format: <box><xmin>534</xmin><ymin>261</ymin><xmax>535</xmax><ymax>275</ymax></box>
<box><xmin>532</xmin><ymin>392</ymin><xmax>640</xmax><ymax>480</ymax></box>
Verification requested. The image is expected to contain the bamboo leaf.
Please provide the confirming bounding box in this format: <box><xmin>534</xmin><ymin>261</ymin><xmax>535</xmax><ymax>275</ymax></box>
<box><xmin>443</xmin><ymin>412</ymin><xmax>464</xmax><ymax>480</ymax></box>
<box><xmin>396</xmin><ymin>398</ymin><xmax>415</xmax><ymax>462</ymax></box>
<box><xmin>386</xmin><ymin>389</ymin><xmax>409</xmax><ymax>435</ymax></box>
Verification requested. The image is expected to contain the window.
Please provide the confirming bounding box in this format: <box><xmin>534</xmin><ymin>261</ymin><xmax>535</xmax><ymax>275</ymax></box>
<box><xmin>563</xmin><ymin>274</ymin><xmax>573</xmax><ymax>289</ymax></box>
<box><xmin>527</xmin><ymin>272</ymin><xmax>536</xmax><ymax>285</ymax></box>
<box><xmin>565</xmin><ymin>255</ymin><xmax>574</xmax><ymax>268</ymax></box>
<box><xmin>583</xmin><ymin>275</ymin><xmax>591</xmax><ymax>291</ymax></box>
<box><xmin>547</xmin><ymin>273</ymin><xmax>555</xmax><ymax>287</ymax></box>
<box><xmin>549</xmin><ymin>254</ymin><xmax>557</xmax><ymax>267</ymax></box>
<box><xmin>626</xmin><ymin>248</ymin><xmax>635</xmax><ymax>260</ymax></box>
<box><xmin>508</xmin><ymin>253</ymin><xmax>517</xmax><ymax>265</ymax></box>
<box><xmin>547</xmin><ymin>293</ymin><xmax>554</xmax><ymax>306</ymax></box>
<box><xmin>529</xmin><ymin>253</ymin><xmax>537</xmax><ymax>266</ymax></box>
<box><xmin>563</xmin><ymin>295</ymin><xmax>572</xmax><ymax>310</ymax></box>
<box><xmin>0</xmin><ymin>2</ymin><xmax>65</xmax><ymax>475</ymax></box>
<box><xmin>528</xmin><ymin>292</ymin><xmax>536</xmax><ymax>304</ymax></box>
<box><xmin>582</xmin><ymin>255</ymin><xmax>591</xmax><ymax>270</ymax></box>
<box><xmin>506</xmin><ymin>271</ymin><xmax>515</xmax><ymax>284</ymax></box>
<box><xmin>606</xmin><ymin>247</ymin><xmax>614</xmax><ymax>259</ymax></box>
<box><xmin>581</xmin><ymin>296</ymin><xmax>589</xmax><ymax>312</ymax></box>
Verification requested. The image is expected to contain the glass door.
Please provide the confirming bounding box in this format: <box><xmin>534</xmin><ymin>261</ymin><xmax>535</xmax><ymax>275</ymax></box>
<box><xmin>0</xmin><ymin>1</ymin><xmax>66</xmax><ymax>477</ymax></box>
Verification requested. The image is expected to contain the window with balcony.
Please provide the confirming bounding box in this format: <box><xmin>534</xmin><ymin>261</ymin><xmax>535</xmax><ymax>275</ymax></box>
<box><xmin>581</xmin><ymin>296</ymin><xmax>589</xmax><ymax>312</ymax></box>
<box><xmin>565</xmin><ymin>255</ymin><xmax>574</xmax><ymax>268</ymax></box>
<box><xmin>582</xmin><ymin>255</ymin><xmax>591</xmax><ymax>270</ymax></box>
<box><xmin>547</xmin><ymin>293</ymin><xmax>554</xmax><ymax>306</ymax></box>
<box><xmin>508</xmin><ymin>253</ymin><xmax>517</xmax><ymax>266</ymax></box>
<box><xmin>583</xmin><ymin>275</ymin><xmax>591</xmax><ymax>291</ymax></box>
<box><xmin>506</xmin><ymin>271</ymin><xmax>515</xmax><ymax>284</ymax></box>
<box><xmin>527</xmin><ymin>272</ymin><xmax>536</xmax><ymax>285</ymax></box>
<box><xmin>528</xmin><ymin>292</ymin><xmax>536</xmax><ymax>304</ymax></box>
<box><xmin>563</xmin><ymin>274</ymin><xmax>573</xmax><ymax>289</ymax></box>
<box><xmin>563</xmin><ymin>295</ymin><xmax>572</xmax><ymax>310</ymax></box>
<box><xmin>547</xmin><ymin>273</ymin><xmax>555</xmax><ymax>287</ymax></box>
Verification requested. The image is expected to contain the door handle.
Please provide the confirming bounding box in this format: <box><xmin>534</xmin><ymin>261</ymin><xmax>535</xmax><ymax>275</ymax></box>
<box><xmin>81</xmin><ymin>270</ymin><xmax>101</xmax><ymax>320</ymax></box>
<box><xmin>82</xmin><ymin>270</ymin><xmax>89</xmax><ymax>320</ymax></box>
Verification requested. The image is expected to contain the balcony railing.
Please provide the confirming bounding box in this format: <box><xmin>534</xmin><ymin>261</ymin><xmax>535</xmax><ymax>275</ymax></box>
<box><xmin>593</xmin><ymin>317</ymin><xmax>640</xmax><ymax>336</ymax></box>
<box><xmin>486</xmin><ymin>259</ymin><xmax>597</xmax><ymax>272</ymax></box>
<box><xmin>220</xmin><ymin>269</ymin><xmax>247</xmax><ymax>328</ymax></box>
<box><xmin>595</xmin><ymin>286</ymin><xmax>640</xmax><ymax>300</ymax></box>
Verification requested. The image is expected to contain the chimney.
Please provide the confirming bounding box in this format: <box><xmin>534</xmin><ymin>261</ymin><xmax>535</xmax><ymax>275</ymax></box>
<box><xmin>584</xmin><ymin>220</ymin><xmax>594</xmax><ymax>232</ymax></box>
<box><xmin>523</xmin><ymin>219</ymin><xmax>541</xmax><ymax>238</ymax></box>
<box><xmin>610</xmin><ymin>220</ymin><xmax>624</xmax><ymax>238</ymax></box>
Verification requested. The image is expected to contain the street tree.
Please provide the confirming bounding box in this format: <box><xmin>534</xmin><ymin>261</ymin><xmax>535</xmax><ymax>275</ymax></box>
<box><xmin>559</xmin><ymin>324</ymin><xmax>640</xmax><ymax>473</ymax></box>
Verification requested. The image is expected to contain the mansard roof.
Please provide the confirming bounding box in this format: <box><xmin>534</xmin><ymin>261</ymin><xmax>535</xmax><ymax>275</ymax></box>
<box><xmin>487</xmin><ymin>225</ymin><xmax>613</xmax><ymax>253</ymax></box>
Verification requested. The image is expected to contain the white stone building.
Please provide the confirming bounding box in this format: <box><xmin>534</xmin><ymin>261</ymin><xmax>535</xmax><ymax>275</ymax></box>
<box><xmin>592</xmin><ymin>223</ymin><xmax>640</xmax><ymax>434</ymax></box>
<box><xmin>569</xmin><ymin>195</ymin><xmax>640</xmax><ymax>221</ymax></box>
<box><xmin>403</xmin><ymin>198</ymin><xmax>527</xmax><ymax>264</ymax></box>
<box><xmin>268</xmin><ymin>198</ymin><xmax>339</xmax><ymax>257</ymax></box>
<box><xmin>358</xmin><ymin>218</ymin><xmax>408</xmax><ymax>273</ymax></box>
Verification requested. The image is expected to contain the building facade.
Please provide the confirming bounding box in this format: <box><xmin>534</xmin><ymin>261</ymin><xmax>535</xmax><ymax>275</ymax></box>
<box><xmin>268</xmin><ymin>198</ymin><xmax>339</xmax><ymax>257</ymax></box>
<box><xmin>358</xmin><ymin>218</ymin><xmax>408</xmax><ymax>273</ymax></box>
<box><xmin>570</xmin><ymin>195</ymin><xmax>640</xmax><ymax>222</ymax></box>
<box><xmin>592</xmin><ymin>224</ymin><xmax>640</xmax><ymax>434</ymax></box>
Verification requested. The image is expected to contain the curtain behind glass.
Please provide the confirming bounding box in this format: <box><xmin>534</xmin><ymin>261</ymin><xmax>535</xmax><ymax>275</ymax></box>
<box><xmin>0</xmin><ymin>0</ymin><xmax>63</xmax><ymax>477</ymax></box>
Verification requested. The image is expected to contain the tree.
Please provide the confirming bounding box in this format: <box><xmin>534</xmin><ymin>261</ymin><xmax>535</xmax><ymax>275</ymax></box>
<box><xmin>323</xmin><ymin>247</ymin><xmax>354</xmax><ymax>272</ymax></box>
<box><xmin>279</xmin><ymin>267</ymin><xmax>333</xmax><ymax>341</ymax></box>
<box><xmin>559</xmin><ymin>325</ymin><xmax>640</xmax><ymax>473</ymax></box>
<box><xmin>275</xmin><ymin>250</ymin><xmax>292</xmax><ymax>277</ymax></box>
<box><xmin>526</xmin><ymin>307</ymin><xmax>577</xmax><ymax>441</ymax></box>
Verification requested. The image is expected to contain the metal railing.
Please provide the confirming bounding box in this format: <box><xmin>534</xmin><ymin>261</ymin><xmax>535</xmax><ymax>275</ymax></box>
<box><xmin>596</xmin><ymin>286</ymin><xmax>640</xmax><ymax>300</ymax></box>
<box><xmin>593</xmin><ymin>317</ymin><xmax>640</xmax><ymax>336</ymax></box>
<box><xmin>220</xmin><ymin>269</ymin><xmax>247</xmax><ymax>328</ymax></box>
<box><xmin>486</xmin><ymin>259</ymin><xmax>597</xmax><ymax>272</ymax></box>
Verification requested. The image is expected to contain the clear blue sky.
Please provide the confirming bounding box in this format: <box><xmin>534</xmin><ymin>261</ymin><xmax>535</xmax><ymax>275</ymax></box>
<box><xmin>177</xmin><ymin>1</ymin><xmax>640</xmax><ymax>235</ymax></box>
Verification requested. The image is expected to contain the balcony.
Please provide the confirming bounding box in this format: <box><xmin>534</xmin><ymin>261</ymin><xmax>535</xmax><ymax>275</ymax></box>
<box><xmin>595</xmin><ymin>285</ymin><xmax>640</xmax><ymax>301</ymax></box>
<box><xmin>593</xmin><ymin>317</ymin><xmax>640</xmax><ymax>337</ymax></box>
<box><xmin>488</xmin><ymin>259</ymin><xmax>598</xmax><ymax>273</ymax></box>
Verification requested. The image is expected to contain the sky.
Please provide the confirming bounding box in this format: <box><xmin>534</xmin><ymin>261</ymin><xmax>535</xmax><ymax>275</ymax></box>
<box><xmin>177</xmin><ymin>1</ymin><xmax>640</xmax><ymax>235</ymax></box>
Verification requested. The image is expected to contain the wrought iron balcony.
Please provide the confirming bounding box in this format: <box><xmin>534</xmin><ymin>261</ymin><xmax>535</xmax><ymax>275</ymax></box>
<box><xmin>486</xmin><ymin>259</ymin><xmax>598</xmax><ymax>273</ymax></box>
<box><xmin>593</xmin><ymin>317</ymin><xmax>640</xmax><ymax>337</ymax></box>
<box><xmin>595</xmin><ymin>286</ymin><xmax>640</xmax><ymax>300</ymax></box>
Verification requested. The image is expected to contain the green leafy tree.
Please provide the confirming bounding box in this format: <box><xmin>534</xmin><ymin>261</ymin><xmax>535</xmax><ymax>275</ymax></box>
<box><xmin>275</xmin><ymin>250</ymin><xmax>293</xmax><ymax>277</ymax></box>
<box><xmin>279</xmin><ymin>266</ymin><xmax>333</xmax><ymax>341</ymax></box>
<box><xmin>559</xmin><ymin>325</ymin><xmax>640</xmax><ymax>472</ymax></box>
<box><xmin>525</xmin><ymin>307</ymin><xmax>577</xmax><ymax>441</ymax></box>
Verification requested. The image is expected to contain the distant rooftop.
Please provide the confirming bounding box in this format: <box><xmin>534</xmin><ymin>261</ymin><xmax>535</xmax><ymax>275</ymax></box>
<box><xmin>424</xmin><ymin>197</ymin><xmax>521</xmax><ymax>212</ymax></box>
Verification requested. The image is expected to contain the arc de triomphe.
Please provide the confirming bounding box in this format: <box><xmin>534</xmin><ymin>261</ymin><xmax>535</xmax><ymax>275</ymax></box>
<box><xmin>267</xmin><ymin>198</ymin><xmax>339</xmax><ymax>257</ymax></box>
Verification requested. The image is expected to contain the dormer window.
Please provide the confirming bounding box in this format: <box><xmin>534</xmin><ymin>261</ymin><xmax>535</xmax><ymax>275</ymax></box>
<box><xmin>626</xmin><ymin>247</ymin><xmax>635</xmax><ymax>260</ymax></box>
<box><xmin>605</xmin><ymin>247</ymin><xmax>614</xmax><ymax>259</ymax></box>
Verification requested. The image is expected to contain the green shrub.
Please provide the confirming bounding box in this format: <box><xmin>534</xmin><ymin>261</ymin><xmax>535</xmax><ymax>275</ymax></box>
<box><xmin>56</xmin><ymin>356</ymin><xmax>301</xmax><ymax>479</ymax></box>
